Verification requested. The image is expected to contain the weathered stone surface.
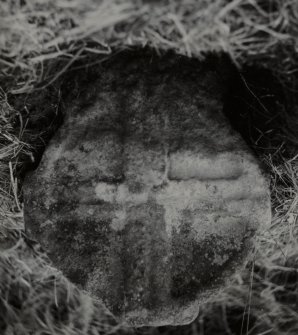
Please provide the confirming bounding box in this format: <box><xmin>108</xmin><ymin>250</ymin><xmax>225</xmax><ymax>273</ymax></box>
<box><xmin>23</xmin><ymin>52</ymin><xmax>271</xmax><ymax>327</ymax></box>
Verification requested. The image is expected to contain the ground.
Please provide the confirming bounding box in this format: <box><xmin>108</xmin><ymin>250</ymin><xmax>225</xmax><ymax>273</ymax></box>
<box><xmin>0</xmin><ymin>0</ymin><xmax>298</xmax><ymax>334</ymax></box>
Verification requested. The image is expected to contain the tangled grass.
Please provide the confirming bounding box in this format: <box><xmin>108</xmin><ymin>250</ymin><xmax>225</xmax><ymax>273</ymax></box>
<box><xmin>1</xmin><ymin>0</ymin><xmax>298</xmax><ymax>334</ymax></box>
<box><xmin>1</xmin><ymin>0</ymin><xmax>298</xmax><ymax>93</ymax></box>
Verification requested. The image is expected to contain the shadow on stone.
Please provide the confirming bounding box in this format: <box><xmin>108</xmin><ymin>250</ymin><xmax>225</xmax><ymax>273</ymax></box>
<box><xmin>17</xmin><ymin>47</ymin><xmax>288</xmax><ymax>181</ymax></box>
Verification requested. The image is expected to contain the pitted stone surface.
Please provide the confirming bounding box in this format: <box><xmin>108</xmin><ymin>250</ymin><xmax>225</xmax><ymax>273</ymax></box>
<box><xmin>23</xmin><ymin>52</ymin><xmax>271</xmax><ymax>327</ymax></box>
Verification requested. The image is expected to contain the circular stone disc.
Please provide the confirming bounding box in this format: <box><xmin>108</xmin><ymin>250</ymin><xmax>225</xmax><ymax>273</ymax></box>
<box><xmin>24</xmin><ymin>51</ymin><xmax>271</xmax><ymax>327</ymax></box>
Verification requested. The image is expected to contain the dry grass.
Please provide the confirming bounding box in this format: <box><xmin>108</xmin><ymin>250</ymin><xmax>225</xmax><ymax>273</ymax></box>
<box><xmin>1</xmin><ymin>0</ymin><xmax>298</xmax><ymax>93</ymax></box>
<box><xmin>0</xmin><ymin>237</ymin><xmax>129</xmax><ymax>334</ymax></box>
<box><xmin>1</xmin><ymin>0</ymin><xmax>298</xmax><ymax>334</ymax></box>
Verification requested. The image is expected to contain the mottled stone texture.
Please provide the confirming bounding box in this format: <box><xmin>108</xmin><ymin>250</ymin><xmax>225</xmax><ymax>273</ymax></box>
<box><xmin>23</xmin><ymin>52</ymin><xmax>271</xmax><ymax>327</ymax></box>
